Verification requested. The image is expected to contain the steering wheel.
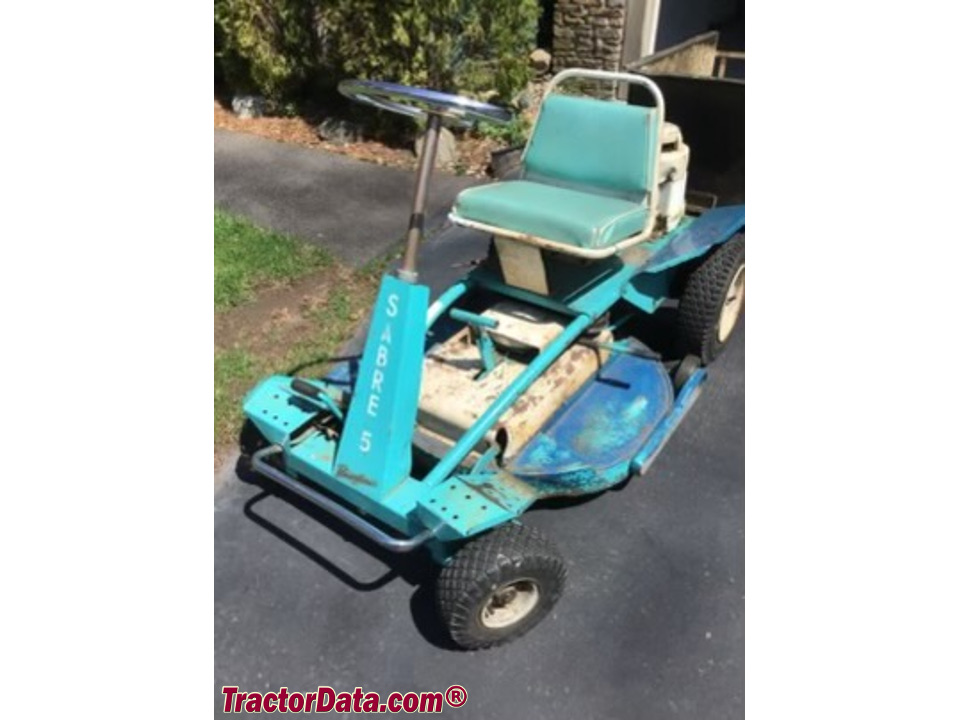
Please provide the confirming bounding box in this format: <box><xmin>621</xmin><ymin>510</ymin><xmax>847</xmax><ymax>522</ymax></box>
<box><xmin>337</xmin><ymin>79</ymin><xmax>512</xmax><ymax>281</ymax></box>
<box><xmin>338</xmin><ymin>80</ymin><xmax>512</xmax><ymax>128</ymax></box>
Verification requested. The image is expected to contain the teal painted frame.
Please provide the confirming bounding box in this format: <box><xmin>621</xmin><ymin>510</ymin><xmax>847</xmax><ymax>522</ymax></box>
<box><xmin>242</xmin><ymin>205</ymin><xmax>744</xmax><ymax>554</ymax></box>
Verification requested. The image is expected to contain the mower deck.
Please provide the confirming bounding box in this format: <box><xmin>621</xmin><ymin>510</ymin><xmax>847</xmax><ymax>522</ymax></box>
<box><xmin>417</xmin><ymin>300</ymin><xmax>612</xmax><ymax>460</ymax></box>
<box><xmin>508</xmin><ymin>346</ymin><xmax>684</xmax><ymax>492</ymax></box>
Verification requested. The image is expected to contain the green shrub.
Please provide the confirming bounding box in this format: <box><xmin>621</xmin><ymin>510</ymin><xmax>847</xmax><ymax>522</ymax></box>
<box><xmin>214</xmin><ymin>0</ymin><xmax>317</xmax><ymax>101</ymax></box>
<box><xmin>320</xmin><ymin>0</ymin><xmax>539</xmax><ymax>103</ymax></box>
<box><xmin>475</xmin><ymin>116</ymin><xmax>531</xmax><ymax>147</ymax></box>
<box><xmin>215</xmin><ymin>0</ymin><xmax>540</xmax><ymax>108</ymax></box>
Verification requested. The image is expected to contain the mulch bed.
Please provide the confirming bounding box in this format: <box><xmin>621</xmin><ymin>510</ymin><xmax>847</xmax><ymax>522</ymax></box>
<box><xmin>214</xmin><ymin>100</ymin><xmax>501</xmax><ymax>177</ymax></box>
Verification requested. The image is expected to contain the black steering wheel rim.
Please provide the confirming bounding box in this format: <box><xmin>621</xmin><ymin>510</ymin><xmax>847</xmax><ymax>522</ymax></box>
<box><xmin>338</xmin><ymin>79</ymin><xmax>513</xmax><ymax>128</ymax></box>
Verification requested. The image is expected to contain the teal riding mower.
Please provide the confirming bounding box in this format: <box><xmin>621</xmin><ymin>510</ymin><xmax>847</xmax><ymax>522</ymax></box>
<box><xmin>240</xmin><ymin>69</ymin><xmax>745</xmax><ymax>649</ymax></box>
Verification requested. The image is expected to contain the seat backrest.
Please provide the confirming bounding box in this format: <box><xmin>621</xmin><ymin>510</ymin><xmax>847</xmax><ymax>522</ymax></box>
<box><xmin>522</xmin><ymin>94</ymin><xmax>659</xmax><ymax>203</ymax></box>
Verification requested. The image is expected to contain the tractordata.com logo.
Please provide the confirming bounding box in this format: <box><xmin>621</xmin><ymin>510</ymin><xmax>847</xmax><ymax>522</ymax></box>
<box><xmin>221</xmin><ymin>685</ymin><xmax>467</xmax><ymax>713</ymax></box>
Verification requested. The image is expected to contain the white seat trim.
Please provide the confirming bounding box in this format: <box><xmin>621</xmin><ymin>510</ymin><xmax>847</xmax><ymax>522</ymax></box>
<box><xmin>448</xmin><ymin>211</ymin><xmax>656</xmax><ymax>260</ymax></box>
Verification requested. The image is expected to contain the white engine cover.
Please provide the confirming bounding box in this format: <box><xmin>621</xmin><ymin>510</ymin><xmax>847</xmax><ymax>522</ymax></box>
<box><xmin>658</xmin><ymin>122</ymin><xmax>690</xmax><ymax>231</ymax></box>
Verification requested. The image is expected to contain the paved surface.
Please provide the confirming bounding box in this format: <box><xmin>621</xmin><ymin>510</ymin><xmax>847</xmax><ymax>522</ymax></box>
<box><xmin>214</xmin><ymin>225</ymin><xmax>744</xmax><ymax>719</ymax></box>
<box><xmin>214</xmin><ymin>130</ymin><xmax>479</xmax><ymax>267</ymax></box>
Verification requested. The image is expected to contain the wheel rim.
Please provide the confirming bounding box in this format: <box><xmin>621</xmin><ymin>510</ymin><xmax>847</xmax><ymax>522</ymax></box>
<box><xmin>479</xmin><ymin>579</ymin><xmax>541</xmax><ymax>629</ymax></box>
<box><xmin>717</xmin><ymin>264</ymin><xmax>745</xmax><ymax>343</ymax></box>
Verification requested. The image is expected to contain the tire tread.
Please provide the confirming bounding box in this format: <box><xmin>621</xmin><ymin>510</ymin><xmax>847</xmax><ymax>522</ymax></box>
<box><xmin>676</xmin><ymin>234</ymin><xmax>745</xmax><ymax>362</ymax></box>
<box><xmin>437</xmin><ymin>524</ymin><xmax>566</xmax><ymax>649</ymax></box>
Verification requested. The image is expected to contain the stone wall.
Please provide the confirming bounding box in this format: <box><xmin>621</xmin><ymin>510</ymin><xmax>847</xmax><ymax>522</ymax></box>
<box><xmin>552</xmin><ymin>0</ymin><xmax>627</xmax><ymax>77</ymax></box>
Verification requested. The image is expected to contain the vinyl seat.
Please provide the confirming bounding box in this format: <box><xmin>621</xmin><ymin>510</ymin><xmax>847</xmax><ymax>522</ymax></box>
<box><xmin>450</xmin><ymin>93</ymin><xmax>659</xmax><ymax>252</ymax></box>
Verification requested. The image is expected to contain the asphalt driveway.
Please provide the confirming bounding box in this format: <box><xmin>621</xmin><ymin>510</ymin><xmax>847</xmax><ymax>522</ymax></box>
<box><xmin>214</xmin><ymin>130</ymin><xmax>478</xmax><ymax>267</ymax></box>
<box><xmin>214</xmin><ymin>226</ymin><xmax>744</xmax><ymax>719</ymax></box>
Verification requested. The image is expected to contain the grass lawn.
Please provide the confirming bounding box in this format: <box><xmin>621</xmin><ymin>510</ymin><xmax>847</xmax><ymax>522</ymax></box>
<box><xmin>214</xmin><ymin>211</ymin><xmax>382</xmax><ymax>461</ymax></box>
<box><xmin>215</xmin><ymin>210</ymin><xmax>333</xmax><ymax>309</ymax></box>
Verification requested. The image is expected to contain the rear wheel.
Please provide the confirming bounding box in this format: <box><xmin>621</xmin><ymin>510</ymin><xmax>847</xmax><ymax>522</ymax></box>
<box><xmin>676</xmin><ymin>234</ymin><xmax>745</xmax><ymax>363</ymax></box>
<box><xmin>436</xmin><ymin>524</ymin><xmax>566</xmax><ymax>650</ymax></box>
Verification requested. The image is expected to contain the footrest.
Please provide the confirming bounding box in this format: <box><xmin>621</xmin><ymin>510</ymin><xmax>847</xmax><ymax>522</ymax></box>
<box><xmin>416</xmin><ymin>475</ymin><xmax>537</xmax><ymax>541</ymax></box>
<box><xmin>243</xmin><ymin>375</ymin><xmax>334</xmax><ymax>446</ymax></box>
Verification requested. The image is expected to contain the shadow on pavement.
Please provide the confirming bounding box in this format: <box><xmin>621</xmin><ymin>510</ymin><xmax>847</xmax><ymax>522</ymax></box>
<box><xmin>234</xmin><ymin>456</ymin><xmax>460</xmax><ymax>650</ymax></box>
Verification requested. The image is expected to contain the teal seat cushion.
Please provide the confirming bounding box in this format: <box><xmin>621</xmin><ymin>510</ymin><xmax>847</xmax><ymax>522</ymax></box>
<box><xmin>524</xmin><ymin>94</ymin><xmax>659</xmax><ymax>202</ymax></box>
<box><xmin>453</xmin><ymin>180</ymin><xmax>650</xmax><ymax>250</ymax></box>
<box><xmin>452</xmin><ymin>94</ymin><xmax>660</xmax><ymax>251</ymax></box>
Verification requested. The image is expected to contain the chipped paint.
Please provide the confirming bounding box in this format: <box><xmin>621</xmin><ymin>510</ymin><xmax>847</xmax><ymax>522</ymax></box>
<box><xmin>418</xmin><ymin>303</ymin><xmax>611</xmax><ymax>459</ymax></box>
<box><xmin>507</xmin><ymin>345</ymin><xmax>674</xmax><ymax>494</ymax></box>
<box><xmin>336</xmin><ymin>465</ymin><xmax>377</xmax><ymax>487</ymax></box>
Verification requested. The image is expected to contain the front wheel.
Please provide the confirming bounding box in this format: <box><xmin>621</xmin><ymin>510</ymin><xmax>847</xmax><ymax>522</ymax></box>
<box><xmin>676</xmin><ymin>234</ymin><xmax>745</xmax><ymax>363</ymax></box>
<box><xmin>436</xmin><ymin>524</ymin><xmax>566</xmax><ymax>650</ymax></box>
